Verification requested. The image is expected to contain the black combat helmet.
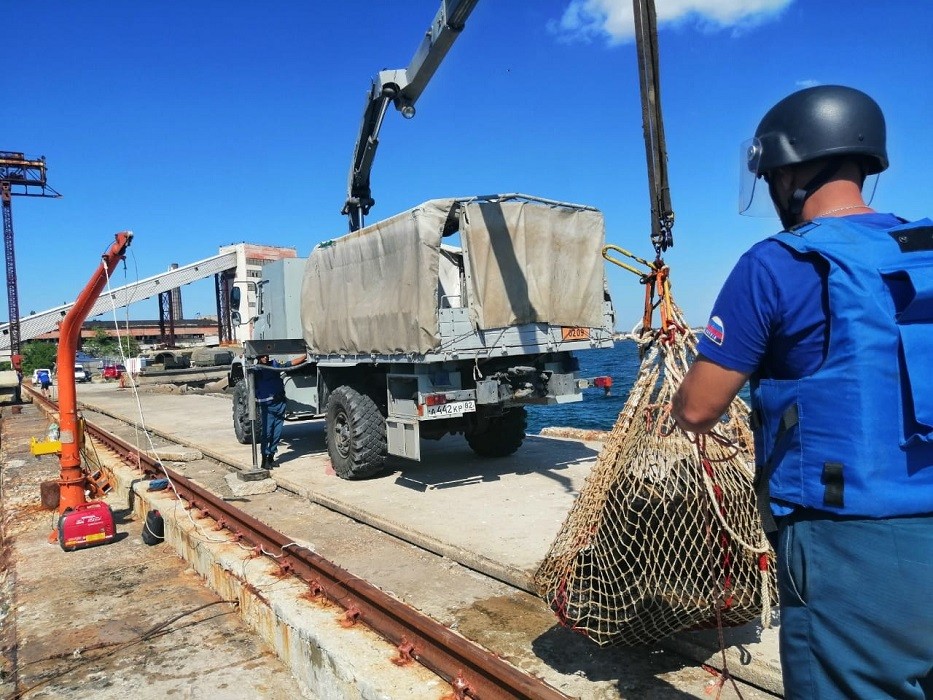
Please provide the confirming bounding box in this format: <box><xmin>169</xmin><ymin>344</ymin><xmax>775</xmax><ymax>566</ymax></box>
<box><xmin>750</xmin><ymin>85</ymin><xmax>888</xmax><ymax>176</ymax></box>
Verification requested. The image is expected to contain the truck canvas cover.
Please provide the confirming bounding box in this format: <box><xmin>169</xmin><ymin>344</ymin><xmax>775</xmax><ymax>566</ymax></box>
<box><xmin>300</xmin><ymin>195</ymin><xmax>607</xmax><ymax>355</ymax></box>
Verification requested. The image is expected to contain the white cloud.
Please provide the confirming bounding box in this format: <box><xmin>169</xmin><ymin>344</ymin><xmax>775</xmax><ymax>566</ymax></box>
<box><xmin>553</xmin><ymin>0</ymin><xmax>793</xmax><ymax>44</ymax></box>
<box><xmin>795</xmin><ymin>78</ymin><xmax>820</xmax><ymax>89</ymax></box>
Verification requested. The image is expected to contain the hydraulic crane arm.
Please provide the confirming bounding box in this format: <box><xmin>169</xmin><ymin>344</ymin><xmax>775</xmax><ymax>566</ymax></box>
<box><xmin>633</xmin><ymin>0</ymin><xmax>674</xmax><ymax>255</ymax></box>
<box><xmin>342</xmin><ymin>0</ymin><xmax>479</xmax><ymax>231</ymax></box>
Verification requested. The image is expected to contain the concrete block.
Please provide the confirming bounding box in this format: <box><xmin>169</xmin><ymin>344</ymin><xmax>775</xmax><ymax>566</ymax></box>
<box><xmin>147</xmin><ymin>447</ymin><xmax>203</xmax><ymax>462</ymax></box>
<box><xmin>225</xmin><ymin>471</ymin><xmax>277</xmax><ymax>496</ymax></box>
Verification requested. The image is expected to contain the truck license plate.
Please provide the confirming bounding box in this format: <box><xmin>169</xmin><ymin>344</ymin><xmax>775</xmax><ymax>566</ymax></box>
<box><xmin>424</xmin><ymin>400</ymin><xmax>476</xmax><ymax>419</ymax></box>
<box><xmin>561</xmin><ymin>326</ymin><xmax>590</xmax><ymax>341</ymax></box>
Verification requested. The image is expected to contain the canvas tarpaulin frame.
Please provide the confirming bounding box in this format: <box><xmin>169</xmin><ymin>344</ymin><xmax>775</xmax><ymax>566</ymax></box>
<box><xmin>460</xmin><ymin>199</ymin><xmax>606</xmax><ymax>330</ymax></box>
<box><xmin>301</xmin><ymin>199</ymin><xmax>455</xmax><ymax>355</ymax></box>
<box><xmin>301</xmin><ymin>194</ymin><xmax>609</xmax><ymax>356</ymax></box>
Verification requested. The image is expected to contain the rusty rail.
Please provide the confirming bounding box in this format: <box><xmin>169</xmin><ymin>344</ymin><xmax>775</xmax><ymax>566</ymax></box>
<box><xmin>28</xmin><ymin>388</ymin><xmax>567</xmax><ymax>700</ymax></box>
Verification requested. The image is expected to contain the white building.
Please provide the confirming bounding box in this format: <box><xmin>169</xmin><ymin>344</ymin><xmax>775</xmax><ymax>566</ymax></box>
<box><xmin>218</xmin><ymin>243</ymin><xmax>298</xmax><ymax>345</ymax></box>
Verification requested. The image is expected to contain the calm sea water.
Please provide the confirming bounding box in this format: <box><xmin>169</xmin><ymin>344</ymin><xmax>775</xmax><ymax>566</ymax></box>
<box><xmin>526</xmin><ymin>341</ymin><xmax>641</xmax><ymax>434</ymax></box>
<box><xmin>527</xmin><ymin>340</ymin><xmax>752</xmax><ymax>434</ymax></box>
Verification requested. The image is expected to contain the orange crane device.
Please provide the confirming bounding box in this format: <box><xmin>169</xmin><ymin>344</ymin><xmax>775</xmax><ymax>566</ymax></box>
<box><xmin>50</xmin><ymin>231</ymin><xmax>133</xmax><ymax>551</ymax></box>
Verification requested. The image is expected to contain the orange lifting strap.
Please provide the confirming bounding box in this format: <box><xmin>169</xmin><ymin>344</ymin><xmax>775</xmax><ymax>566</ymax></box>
<box><xmin>602</xmin><ymin>244</ymin><xmax>683</xmax><ymax>343</ymax></box>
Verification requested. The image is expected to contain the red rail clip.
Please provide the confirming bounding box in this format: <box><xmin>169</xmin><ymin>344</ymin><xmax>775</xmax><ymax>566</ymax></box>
<box><xmin>449</xmin><ymin>671</ymin><xmax>477</xmax><ymax>699</ymax></box>
<box><xmin>340</xmin><ymin>606</ymin><xmax>361</xmax><ymax>627</ymax></box>
<box><xmin>392</xmin><ymin>637</ymin><xmax>417</xmax><ymax>666</ymax></box>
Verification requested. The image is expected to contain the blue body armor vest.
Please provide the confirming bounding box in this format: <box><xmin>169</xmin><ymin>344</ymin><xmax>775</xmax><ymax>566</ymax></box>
<box><xmin>752</xmin><ymin>216</ymin><xmax>933</xmax><ymax>518</ymax></box>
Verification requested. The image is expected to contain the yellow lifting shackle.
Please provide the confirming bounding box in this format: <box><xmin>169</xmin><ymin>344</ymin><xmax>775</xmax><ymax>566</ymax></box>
<box><xmin>602</xmin><ymin>244</ymin><xmax>679</xmax><ymax>342</ymax></box>
<box><xmin>601</xmin><ymin>244</ymin><xmax>656</xmax><ymax>278</ymax></box>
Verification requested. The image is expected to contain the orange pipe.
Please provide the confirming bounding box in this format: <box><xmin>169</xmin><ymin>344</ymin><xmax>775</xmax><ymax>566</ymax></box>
<box><xmin>55</xmin><ymin>231</ymin><xmax>133</xmax><ymax>513</ymax></box>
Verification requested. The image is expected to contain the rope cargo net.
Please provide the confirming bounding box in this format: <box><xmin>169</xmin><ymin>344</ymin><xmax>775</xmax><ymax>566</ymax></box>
<box><xmin>534</xmin><ymin>289</ymin><xmax>776</xmax><ymax>647</ymax></box>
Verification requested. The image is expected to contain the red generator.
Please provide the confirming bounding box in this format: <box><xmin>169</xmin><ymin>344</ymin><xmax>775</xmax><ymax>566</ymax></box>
<box><xmin>58</xmin><ymin>501</ymin><xmax>117</xmax><ymax>552</ymax></box>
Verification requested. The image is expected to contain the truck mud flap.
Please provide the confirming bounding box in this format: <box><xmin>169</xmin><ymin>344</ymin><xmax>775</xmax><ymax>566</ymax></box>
<box><xmin>387</xmin><ymin>418</ymin><xmax>420</xmax><ymax>461</ymax></box>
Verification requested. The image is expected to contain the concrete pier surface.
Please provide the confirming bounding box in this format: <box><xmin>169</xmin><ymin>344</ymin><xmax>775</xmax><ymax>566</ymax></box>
<box><xmin>3</xmin><ymin>382</ymin><xmax>784</xmax><ymax>698</ymax></box>
<box><xmin>0</xmin><ymin>403</ymin><xmax>313</xmax><ymax>700</ymax></box>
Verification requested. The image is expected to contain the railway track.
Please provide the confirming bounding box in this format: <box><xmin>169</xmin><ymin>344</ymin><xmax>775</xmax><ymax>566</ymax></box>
<box><xmin>23</xmin><ymin>382</ymin><xmax>782</xmax><ymax>698</ymax></box>
<box><xmin>28</xmin><ymin>386</ymin><xmax>569</xmax><ymax>700</ymax></box>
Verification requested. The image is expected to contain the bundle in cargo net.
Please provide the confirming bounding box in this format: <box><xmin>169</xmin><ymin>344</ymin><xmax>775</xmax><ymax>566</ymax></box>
<box><xmin>534</xmin><ymin>292</ymin><xmax>776</xmax><ymax>647</ymax></box>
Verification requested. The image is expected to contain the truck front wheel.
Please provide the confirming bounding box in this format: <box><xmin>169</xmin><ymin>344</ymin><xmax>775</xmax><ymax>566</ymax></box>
<box><xmin>232</xmin><ymin>381</ymin><xmax>255</xmax><ymax>445</ymax></box>
<box><xmin>466</xmin><ymin>407</ymin><xmax>527</xmax><ymax>458</ymax></box>
<box><xmin>325</xmin><ymin>386</ymin><xmax>387</xmax><ymax>480</ymax></box>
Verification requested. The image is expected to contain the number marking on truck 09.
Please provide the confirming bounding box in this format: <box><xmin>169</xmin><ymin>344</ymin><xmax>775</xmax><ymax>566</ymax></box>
<box><xmin>424</xmin><ymin>400</ymin><xmax>476</xmax><ymax>419</ymax></box>
<box><xmin>561</xmin><ymin>327</ymin><xmax>590</xmax><ymax>341</ymax></box>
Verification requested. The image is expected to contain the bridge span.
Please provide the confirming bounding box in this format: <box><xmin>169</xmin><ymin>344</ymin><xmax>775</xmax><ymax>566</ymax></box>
<box><xmin>0</xmin><ymin>250</ymin><xmax>237</xmax><ymax>353</ymax></box>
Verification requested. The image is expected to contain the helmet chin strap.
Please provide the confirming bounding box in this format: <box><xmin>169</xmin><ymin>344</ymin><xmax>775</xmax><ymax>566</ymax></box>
<box><xmin>767</xmin><ymin>178</ymin><xmax>799</xmax><ymax>230</ymax></box>
<box><xmin>769</xmin><ymin>159</ymin><xmax>845</xmax><ymax>230</ymax></box>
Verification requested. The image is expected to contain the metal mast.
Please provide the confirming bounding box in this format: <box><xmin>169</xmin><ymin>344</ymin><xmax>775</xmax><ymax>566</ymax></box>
<box><xmin>633</xmin><ymin>0</ymin><xmax>674</xmax><ymax>256</ymax></box>
<box><xmin>0</xmin><ymin>152</ymin><xmax>61</xmax><ymax>356</ymax></box>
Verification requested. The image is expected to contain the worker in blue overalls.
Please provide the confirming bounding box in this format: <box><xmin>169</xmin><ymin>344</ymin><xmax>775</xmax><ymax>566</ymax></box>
<box><xmin>250</xmin><ymin>354</ymin><xmax>304</xmax><ymax>469</ymax></box>
<box><xmin>672</xmin><ymin>85</ymin><xmax>932</xmax><ymax>698</ymax></box>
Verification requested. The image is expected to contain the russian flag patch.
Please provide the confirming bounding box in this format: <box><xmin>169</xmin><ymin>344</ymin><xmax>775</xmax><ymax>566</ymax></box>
<box><xmin>704</xmin><ymin>315</ymin><xmax>725</xmax><ymax>346</ymax></box>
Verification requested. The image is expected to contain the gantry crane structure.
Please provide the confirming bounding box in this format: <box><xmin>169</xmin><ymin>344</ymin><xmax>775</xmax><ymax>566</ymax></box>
<box><xmin>0</xmin><ymin>152</ymin><xmax>61</xmax><ymax>357</ymax></box>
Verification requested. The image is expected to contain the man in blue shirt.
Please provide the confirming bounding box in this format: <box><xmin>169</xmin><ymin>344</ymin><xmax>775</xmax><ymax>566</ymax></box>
<box><xmin>673</xmin><ymin>86</ymin><xmax>932</xmax><ymax>699</ymax></box>
<box><xmin>250</xmin><ymin>354</ymin><xmax>303</xmax><ymax>469</ymax></box>
<box><xmin>37</xmin><ymin>368</ymin><xmax>52</xmax><ymax>398</ymax></box>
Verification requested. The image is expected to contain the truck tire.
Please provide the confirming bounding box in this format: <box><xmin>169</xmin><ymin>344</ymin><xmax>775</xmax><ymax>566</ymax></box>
<box><xmin>232</xmin><ymin>381</ymin><xmax>255</xmax><ymax>445</ymax></box>
<box><xmin>325</xmin><ymin>386</ymin><xmax>387</xmax><ymax>480</ymax></box>
<box><xmin>466</xmin><ymin>407</ymin><xmax>527</xmax><ymax>458</ymax></box>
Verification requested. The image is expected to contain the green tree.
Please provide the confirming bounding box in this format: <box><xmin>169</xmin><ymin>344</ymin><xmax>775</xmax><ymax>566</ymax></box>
<box><xmin>118</xmin><ymin>335</ymin><xmax>141</xmax><ymax>358</ymax></box>
<box><xmin>82</xmin><ymin>327</ymin><xmax>140</xmax><ymax>361</ymax></box>
<box><xmin>82</xmin><ymin>328</ymin><xmax>115</xmax><ymax>359</ymax></box>
<box><xmin>22</xmin><ymin>341</ymin><xmax>57</xmax><ymax>375</ymax></box>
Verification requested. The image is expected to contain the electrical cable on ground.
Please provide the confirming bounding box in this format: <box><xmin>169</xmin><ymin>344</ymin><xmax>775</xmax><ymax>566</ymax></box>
<box><xmin>11</xmin><ymin>600</ymin><xmax>238</xmax><ymax>699</ymax></box>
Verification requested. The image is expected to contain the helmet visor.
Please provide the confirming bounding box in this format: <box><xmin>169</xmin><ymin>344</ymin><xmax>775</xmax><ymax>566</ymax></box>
<box><xmin>739</xmin><ymin>138</ymin><xmax>775</xmax><ymax>217</ymax></box>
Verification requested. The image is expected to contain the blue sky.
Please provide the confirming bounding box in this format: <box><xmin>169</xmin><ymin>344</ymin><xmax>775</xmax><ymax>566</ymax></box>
<box><xmin>6</xmin><ymin>1</ymin><xmax>931</xmax><ymax>330</ymax></box>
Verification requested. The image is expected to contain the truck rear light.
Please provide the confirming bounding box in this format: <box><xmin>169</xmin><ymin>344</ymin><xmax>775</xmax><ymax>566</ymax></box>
<box><xmin>424</xmin><ymin>394</ymin><xmax>447</xmax><ymax>406</ymax></box>
<box><xmin>594</xmin><ymin>376</ymin><xmax>613</xmax><ymax>389</ymax></box>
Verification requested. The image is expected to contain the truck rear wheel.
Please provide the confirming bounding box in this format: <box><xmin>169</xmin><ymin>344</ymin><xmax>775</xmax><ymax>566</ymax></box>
<box><xmin>466</xmin><ymin>407</ymin><xmax>527</xmax><ymax>458</ymax></box>
<box><xmin>232</xmin><ymin>381</ymin><xmax>255</xmax><ymax>445</ymax></box>
<box><xmin>325</xmin><ymin>386</ymin><xmax>387</xmax><ymax>480</ymax></box>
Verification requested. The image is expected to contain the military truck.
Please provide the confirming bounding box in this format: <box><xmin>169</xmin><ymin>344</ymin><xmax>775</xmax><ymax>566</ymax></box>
<box><xmin>228</xmin><ymin>3</ymin><xmax>617</xmax><ymax>479</ymax></box>
<box><xmin>229</xmin><ymin>193</ymin><xmax>615</xmax><ymax>479</ymax></box>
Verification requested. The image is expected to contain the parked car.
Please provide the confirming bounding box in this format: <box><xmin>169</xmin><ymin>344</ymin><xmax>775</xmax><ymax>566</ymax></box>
<box><xmin>101</xmin><ymin>364</ymin><xmax>125</xmax><ymax>380</ymax></box>
<box><xmin>74</xmin><ymin>364</ymin><xmax>92</xmax><ymax>383</ymax></box>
